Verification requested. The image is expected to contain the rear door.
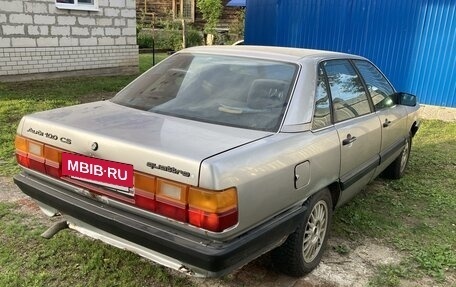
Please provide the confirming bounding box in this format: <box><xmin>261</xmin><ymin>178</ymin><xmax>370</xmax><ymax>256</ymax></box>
<box><xmin>321</xmin><ymin>60</ymin><xmax>382</xmax><ymax>206</ymax></box>
<box><xmin>353</xmin><ymin>60</ymin><xmax>408</xmax><ymax>173</ymax></box>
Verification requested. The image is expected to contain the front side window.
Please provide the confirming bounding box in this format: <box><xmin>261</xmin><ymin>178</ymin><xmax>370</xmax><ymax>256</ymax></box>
<box><xmin>323</xmin><ymin>60</ymin><xmax>371</xmax><ymax>122</ymax></box>
<box><xmin>353</xmin><ymin>60</ymin><xmax>396</xmax><ymax>110</ymax></box>
<box><xmin>112</xmin><ymin>53</ymin><xmax>297</xmax><ymax>132</ymax></box>
<box><xmin>56</xmin><ymin>0</ymin><xmax>98</xmax><ymax>11</ymax></box>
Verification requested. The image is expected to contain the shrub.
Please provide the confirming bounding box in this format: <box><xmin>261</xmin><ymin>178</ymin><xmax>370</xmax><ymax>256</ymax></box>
<box><xmin>137</xmin><ymin>28</ymin><xmax>203</xmax><ymax>51</ymax></box>
<box><xmin>137</xmin><ymin>32</ymin><xmax>154</xmax><ymax>49</ymax></box>
<box><xmin>186</xmin><ymin>29</ymin><xmax>204</xmax><ymax>47</ymax></box>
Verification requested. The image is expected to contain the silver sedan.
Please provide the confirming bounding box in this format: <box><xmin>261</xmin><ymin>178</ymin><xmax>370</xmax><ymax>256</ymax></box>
<box><xmin>14</xmin><ymin>46</ymin><xmax>420</xmax><ymax>277</ymax></box>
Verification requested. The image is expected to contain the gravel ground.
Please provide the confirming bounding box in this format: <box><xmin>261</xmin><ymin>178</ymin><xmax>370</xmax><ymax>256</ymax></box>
<box><xmin>419</xmin><ymin>105</ymin><xmax>456</xmax><ymax>122</ymax></box>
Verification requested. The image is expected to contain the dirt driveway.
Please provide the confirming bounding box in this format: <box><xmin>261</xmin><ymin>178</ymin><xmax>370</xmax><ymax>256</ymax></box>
<box><xmin>0</xmin><ymin>176</ymin><xmax>429</xmax><ymax>287</ymax></box>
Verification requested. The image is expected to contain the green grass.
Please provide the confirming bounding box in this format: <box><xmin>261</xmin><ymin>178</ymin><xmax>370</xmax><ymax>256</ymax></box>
<box><xmin>0</xmin><ymin>53</ymin><xmax>167</xmax><ymax>176</ymax></box>
<box><xmin>333</xmin><ymin>120</ymin><xmax>456</xmax><ymax>285</ymax></box>
<box><xmin>138</xmin><ymin>53</ymin><xmax>169</xmax><ymax>72</ymax></box>
<box><xmin>0</xmin><ymin>202</ymin><xmax>194</xmax><ymax>287</ymax></box>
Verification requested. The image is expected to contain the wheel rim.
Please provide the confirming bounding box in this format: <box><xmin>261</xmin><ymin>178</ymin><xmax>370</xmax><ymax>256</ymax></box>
<box><xmin>400</xmin><ymin>138</ymin><xmax>410</xmax><ymax>173</ymax></box>
<box><xmin>302</xmin><ymin>200</ymin><xmax>328</xmax><ymax>263</ymax></box>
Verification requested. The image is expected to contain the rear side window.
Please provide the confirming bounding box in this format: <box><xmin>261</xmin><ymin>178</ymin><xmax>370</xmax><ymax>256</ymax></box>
<box><xmin>353</xmin><ymin>60</ymin><xmax>395</xmax><ymax>110</ymax></box>
<box><xmin>322</xmin><ymin>60</ymin><xmax>371</xmax><ymax>122</ymax></box>
<box><xmin>313</xmin><ymin>66</ymin><xmax>332</xmax><ymax>130</ymax></box>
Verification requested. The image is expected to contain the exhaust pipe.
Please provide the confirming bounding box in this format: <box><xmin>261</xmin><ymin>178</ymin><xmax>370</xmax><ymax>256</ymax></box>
<box><xmin>41</xmin><ymin>220</ymin><xmax>69</xmax><ymax>239</ymax></box>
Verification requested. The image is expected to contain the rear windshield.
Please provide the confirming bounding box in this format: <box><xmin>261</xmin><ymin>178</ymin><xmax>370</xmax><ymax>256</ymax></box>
<box><xmin>111</xmin><ymin>53</ymin><xmax>298</xmax><ymax>132</ymax></box>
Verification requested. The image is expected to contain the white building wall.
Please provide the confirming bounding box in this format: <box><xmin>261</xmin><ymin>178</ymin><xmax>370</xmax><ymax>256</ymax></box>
<box><xmin>0</xmin><ymin>0</ymin><xmax>138</xmax><ymax>81</ymax></box>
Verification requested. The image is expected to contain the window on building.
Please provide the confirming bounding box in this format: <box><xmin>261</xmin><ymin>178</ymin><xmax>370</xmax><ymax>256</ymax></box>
<box><xmin>173</xmin><ymin>0</ymin><xmax>195</xmax><ymax>21</ymax></box>
<box><xmin>55</xmin><ymin>0</ymin><xmax>99</xmax><ymax>11</ymax></box>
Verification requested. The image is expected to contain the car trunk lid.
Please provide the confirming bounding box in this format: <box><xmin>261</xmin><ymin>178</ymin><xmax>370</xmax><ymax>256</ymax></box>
<box><xmin>17</xmin><ymin>101</ymin><xmax>272</xmax><ymax>186</ymax></box>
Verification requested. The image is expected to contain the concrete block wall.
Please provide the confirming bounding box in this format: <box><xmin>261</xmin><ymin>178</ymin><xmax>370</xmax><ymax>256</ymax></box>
<box><xmin>0</xmin><ymin>0</ymin><xmax>138</xmax><ymax>81</ymax></box>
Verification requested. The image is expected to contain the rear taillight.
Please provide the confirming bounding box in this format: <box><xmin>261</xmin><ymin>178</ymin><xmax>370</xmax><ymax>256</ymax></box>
<box><xmin>16</xmin><ymin>135</ymin><xmax>239</xmax><ymax>232</ymax></box>
<box><xmin>155</xmin><ymin>179</ymin><xmax>188</xmax><ymax>222</ymax></box>
<box><xmin>15</xmin><ymin>136</ymin><xmax>29</xmax><ymax>168</ymax></box>
<box><xmin>188</xmin><ymin>187</ymin><xmax>238</xmax><ymax>232</ymax></box>
<box><xmin>44</xmin><ymin>145</ymin><xmax>62</xmax><ymax>177</ymax></box>
<box><xmin>15</xmin><ymin>135</ymin><xmax>62</xmax><ymax>177</ymax></box>
<box><xmin>133</xmin><ymin>174</ymin><xmax>238</xmax><ymax>232</ymax></box>
<box><xmin>134</xmin><ymin>172</ymin><xmax>156</xmax><ymax>211</ymax></box>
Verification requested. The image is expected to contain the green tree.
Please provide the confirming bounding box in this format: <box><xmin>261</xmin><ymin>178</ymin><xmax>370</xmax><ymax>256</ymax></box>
<box><xmin>196</xmin><ymin>0</ymin><xmax>222</xmax><ymax>35</ymax></box>
<box><xmin>229</xmin><ymin>8</ymin><xmax>245</xmax><ymax>41</ymax></box>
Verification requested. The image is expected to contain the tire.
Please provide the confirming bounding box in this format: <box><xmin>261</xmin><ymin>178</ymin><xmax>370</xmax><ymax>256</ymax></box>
<box><xmin>383</xmin><ymin>135</ymin><xmax>412</xmax><ymax>179</ymax></box>
<box><xmin>271</xmin><ymin>189</ymin><xmax>333</xmax><ymax>277</ymax></box>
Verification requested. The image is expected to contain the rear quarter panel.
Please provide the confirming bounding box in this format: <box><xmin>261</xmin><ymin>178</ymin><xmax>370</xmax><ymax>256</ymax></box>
<box><xmin>199</xmin><ymin>128</ymin><xmax>340</xmax><ymax>240</ymax></box>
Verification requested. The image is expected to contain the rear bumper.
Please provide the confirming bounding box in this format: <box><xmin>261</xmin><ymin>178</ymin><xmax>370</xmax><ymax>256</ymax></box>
<box><xmin>14</xmin><ymin>172</ymin><xmax>306</xmax><ymax>277</ymax></box>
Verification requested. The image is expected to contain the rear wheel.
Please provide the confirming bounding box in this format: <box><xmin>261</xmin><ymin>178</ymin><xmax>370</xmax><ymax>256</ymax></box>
<box><xmin>271</xmin><ymin>189</ymin><xmax>333</xmax><ymax>277</ymax></box>
<box><xmin>383</xmin><ymin>135</ymin><xmax>411</xmax><ymax>179</ymax></box>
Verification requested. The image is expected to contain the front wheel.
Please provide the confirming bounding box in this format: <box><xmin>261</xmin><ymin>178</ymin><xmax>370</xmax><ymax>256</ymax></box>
<box><xmin>383</xmin><ymin>135</ymin><xmax>412</xmax><ymax>179</ymax></box>
<box><xmin>271</xmin><ymin>189</ymin><xmax>333</xmax><ymax>277</ymax></box>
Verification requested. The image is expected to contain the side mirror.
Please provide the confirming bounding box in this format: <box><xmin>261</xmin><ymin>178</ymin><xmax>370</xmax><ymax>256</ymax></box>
<box><xmin>397</xmin><ymin>92</ymin><xmax>417</xmax><ymax>107</ymax></box>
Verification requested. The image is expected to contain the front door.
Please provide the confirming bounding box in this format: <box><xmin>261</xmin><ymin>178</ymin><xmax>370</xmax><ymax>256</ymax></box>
<box><xmin>352</xmin><ymin>60</ymin><xmax>408</xmax><ymax>173</ymax></box>
<box><xmin>321</xmin><ymin>59</ymin><xmax>382</xmax><ymax>206</ymax></box>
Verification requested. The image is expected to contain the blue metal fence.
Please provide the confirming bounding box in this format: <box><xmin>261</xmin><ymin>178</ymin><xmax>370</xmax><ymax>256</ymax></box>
<box><xmin>245</xmin><ymin>0</ymin><xmax>456</xmax><ymax>107</ymax></box>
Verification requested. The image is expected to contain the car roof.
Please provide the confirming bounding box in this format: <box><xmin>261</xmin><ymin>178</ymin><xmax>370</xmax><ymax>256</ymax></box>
<box><xmin>181</xmin><ymin>45</ymin><xmax>364</xmax><ymax>63</ymax></box>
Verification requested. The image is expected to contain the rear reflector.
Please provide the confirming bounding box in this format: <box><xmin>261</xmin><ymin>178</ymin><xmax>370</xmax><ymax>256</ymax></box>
<box><xmin>46</xmin><ymin>163</ymin><xmax>61</xmax><ymax>178</ymax></box>
<box><xmin>155</xmin><ymin>197</ymin><xmax>187</xmax><ymax>222</ymax></box>
<box><xmin>188</xmin><ymin>208</ymin><xmax>238</xmax><ymax>232</ymax></box>
<box><xmin>134</xmin><ymin>189</ymin><xmax>156</xmax><ymax>211</ymax></box>
<box><xmin>15</xmin><ymin>150</ymin><xmax>29</xmax><ymax>168</ymax></box>
<box><xmin>28</xmin><ymin>154</ymin><xmax>46</xmax><ymax>173</ymax></box>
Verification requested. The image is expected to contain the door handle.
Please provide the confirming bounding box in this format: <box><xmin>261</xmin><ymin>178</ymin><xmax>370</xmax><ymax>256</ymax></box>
<box><xmin>342</xmin><ymin>134</ymin><xmax>357</xmax><ymax>145</ymax></box>
<box><xmin>383</xmin><ymin>119</ymin><xmax>392</xmax><ymax>127</ymax></box>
